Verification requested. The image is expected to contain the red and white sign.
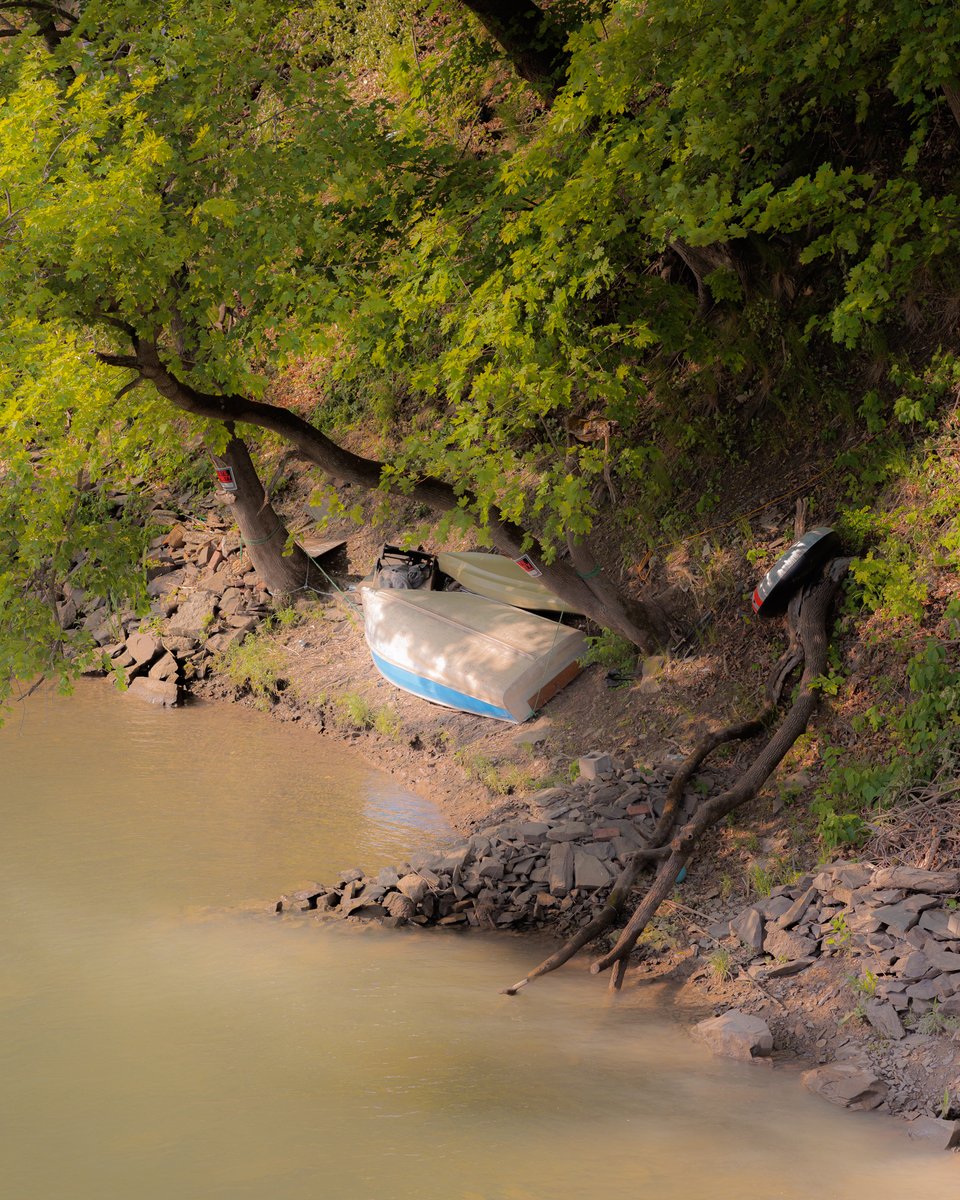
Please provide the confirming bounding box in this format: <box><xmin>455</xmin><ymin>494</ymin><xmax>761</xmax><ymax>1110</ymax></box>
<box><xmin>215</xmin><ymin>466</ymin><xmax>237</xmax><ymax>492</ymax></box>
<box><xmin>514</xmin><ymin>554</ymin><xmax>542</xmax><ymax>578</ymax></box>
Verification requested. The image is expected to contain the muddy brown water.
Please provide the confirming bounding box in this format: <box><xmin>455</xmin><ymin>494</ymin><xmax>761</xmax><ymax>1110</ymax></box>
<box><xmin>0</xmin><ymin>683</ymin><xmax>956</xmax><ymax>1199</ymax></box>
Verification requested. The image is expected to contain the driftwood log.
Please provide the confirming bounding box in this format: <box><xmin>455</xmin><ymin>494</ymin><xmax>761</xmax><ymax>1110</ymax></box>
<box><xmin>502</xmin><ymin>558</ymin><xmax>848</xmax><ymax>996</ymax></box>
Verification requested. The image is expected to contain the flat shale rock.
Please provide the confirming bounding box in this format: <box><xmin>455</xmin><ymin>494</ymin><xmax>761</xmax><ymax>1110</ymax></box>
<box><xmin>397</xmin><ymin>874</ymin><xmax>431</xmax><ymax>905</ymax></box>
<box><xmin>126</xmin><ymin>631</ymin><xmax>161</xmax><ymax>667</ymax></box>
<box><xmin>547</xmin><ymin>842</ymin><xmax>574</xmax><ymax>897</ymax></box>
<box><xmin>939</xmin><ymin>993</ymin><xmax>960</xmax><ymax>1017</ymax></box>
<box><xmin>905</xmin><ymin>1118</ymin><xmax>960</xmax><ymax>1151</ymax></box>
<box><xmin>919</xmin><ymin>908</ymin><xmax>960</xmax><ymax>939</ymax></box>
<box><xmin>863</xmin><ymin>1000</ymin><xmax>905</xmax><ymax>1040</ymax></box>
<box><xmin>691</xmin><ymin>1010</ymin><xmax>773</xmax><ymax>1061</ymax></box>
<box><xmin>872</xmin><ymin>901</ymin><xmax>922</xmax><ymax>935</ymax></box>
<box><xmin>872</xmin><ymin>866</ymin><xmax>960</xmax><ymax>894</ymax></box>
<box><xmin>776</xmin><ymin>886</ymin><xmax>818</xmax><ymax>930</ymax></box>
<box><xmin>730</xmin><ymin>907</ymin><xmax>765</xmax><ymax>951</ymax></box>
<box><xmin>801</xmin><ymin>1064</ymin><xmax>887</xmax><ymax>1110</ymax></box>
<box><xmin>167</xmin><ymin>593</ymin><xmax>218</xmax><ymax>639</ymax></box>
<box><xmin>383</xmin><ymin>892</ymin><xmax>415</xmax><ymax>921</ymax></box>
<box><xmin>148</xmin><ymin>652</ymin><xmax>180</xmax><ymax>682</ymax></box>
<box><xmin>127</xmin><ymin>676</ymin><xmax>179</xmax><ymax>707</ymax></box>
<box><xmin>763</xmin><ymin>925</ymin><xmax>816</xmax><ymax>962</ymax></box>
<box><xmin>756</xmin><ymin>894</ymin><xmax>794</xmax><ymax>921</ymax></box>
<box><xmin>921</xmin><ymin>940</ymin><xmax>960</xmax><ymax>974</ymax></box>
<box><xmin>572</xmin><ymin>847</ymin><xmax>612</xmax><ymax>891</ymax></box>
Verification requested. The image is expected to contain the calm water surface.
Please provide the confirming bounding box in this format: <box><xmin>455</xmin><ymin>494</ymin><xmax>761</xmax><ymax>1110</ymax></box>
<box><xmin>0</xmin><ymin>683</ymin><xmax>956</xmax><ymax>1199</ymax></box>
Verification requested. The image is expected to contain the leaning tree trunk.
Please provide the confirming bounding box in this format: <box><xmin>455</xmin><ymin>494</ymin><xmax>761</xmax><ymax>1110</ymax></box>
<box><xmin>459</xmin><ymin>0</ymin><xmax>570</xmax><ymax>99</ymax></box>
<box><xmin>502</xmin><ymin>559</ymin><xmax>848</xmax><ymax>996</ymax></box>
<box><xmin>213</xmin><ymin>433</ymin><xmax>324</xmax><ymax>598</ymax></box>
<box><xmin>100</xmin><ymin>339</ymin><xmax>673</xmax><ymax>652</ymax></box>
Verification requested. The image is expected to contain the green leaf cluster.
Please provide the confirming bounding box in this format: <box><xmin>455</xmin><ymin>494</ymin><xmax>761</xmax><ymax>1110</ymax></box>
<box><xmin>4</xmin><ymin>0</ymin><xmax>960</xmax><ymax>699</ymax></box>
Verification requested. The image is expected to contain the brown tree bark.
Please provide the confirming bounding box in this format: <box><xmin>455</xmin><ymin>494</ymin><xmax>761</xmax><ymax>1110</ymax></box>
<box><xmin>98</xmin><ymin>339</ymin><xmax>673</xmax><ymax>652</ymax></box>
<box><xmin>213</xmin><ymin>432</ymin><xmax>325</xmax><ymax>597</ymax></box>
<box><xmin>459</xmin><ymin>0</ymin><xmax>570</xmax><ymax>99</ymax></box>
<box><xmin>944</xmin><ymin>81</ymin><xmax>960</xmax><ymax>131</ymax></box>
<box><xmin>0</xmin><ymin>1</ymin><xmax>77</xmax><ymax>51</ymax></box>
<box><xmin>592</xmin><ymin>562</ymin><xmax>846</xmax><ymax>983</ymax></box>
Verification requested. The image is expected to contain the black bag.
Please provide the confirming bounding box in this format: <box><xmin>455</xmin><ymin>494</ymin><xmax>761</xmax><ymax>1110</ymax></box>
<box><xmin>374</xmin><ymin>544</ymin><xmax>437</xmax><ymax>590</ymax></box>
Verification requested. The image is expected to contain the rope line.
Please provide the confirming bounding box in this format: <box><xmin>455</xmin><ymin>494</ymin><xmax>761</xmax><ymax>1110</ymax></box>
<box><xmin>297</xmin><ymin>546</ymin><xmax>363</xmax><ymax>624</ymax></box>
<box><xmin>531</xmin><ymin>611</ymin><xmax>566</xmax><ymax>718</ymax></box>
<box><xmin>241</xmin><ymin>523</ymin><xmax>285</xmax><ymax>547</ymax></box>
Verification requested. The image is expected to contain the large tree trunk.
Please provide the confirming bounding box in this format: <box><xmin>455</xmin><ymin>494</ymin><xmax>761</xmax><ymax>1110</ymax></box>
<box><xmin>100</xmin><ymin>340</ymin><xmax>673</xmax><ymax>652</ymax></box>
<box><xmin>459</xmin><ymin>0</ymin><xmax>570</xmax><ymax>99</ymax></box>
<box><xmin>214</xmin><ymin>433</ymin><xmax>324</xmax><ymax>598</ymax></box>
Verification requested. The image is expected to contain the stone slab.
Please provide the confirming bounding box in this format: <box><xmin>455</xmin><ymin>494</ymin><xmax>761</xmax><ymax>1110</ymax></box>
<box><xmin>547</xmin><ymin>842</ymin><xmax>574</xmax><ymax>897</ymax></box>
<box><xmin>864</xmin><ymin>1000</ymin><xmax>905</xmax><ymax>1040</ymax></box>
<box><xmin>691</xmin><ymin>1010</ymin><xmax>773</xmax><ymax>1061</ymax></box>
<box><xmin>906</xmin><ymin>1118</ymin><xmax>960</xmax><ymax>1151</ymax></box>
<box><xmin>127</xmin><ymin>676</ymin><xmax>179</xmax><ymax>707</ymax></box>
<box><xmin>730</xmin><ymin>907</ymin><xmax>764</xmax><ymax>952</ymax></box>
<box><xmin>573</xmin><ymin>847</ymin><xmax>612</xmax><ymax>891</ymax></box>
<box><xmin>801</xmin><ymin>1064</ymin><xmax>887</xmax><ymax>1110</ymax></box>
<box><xmin>764</xmin><ymin>925</ymin><xmax>816</xmax><ymax>962</ymax></box>
<box><xmin>873</xmin><ymin>866</ymin><xmax>960</xmax><ymax>894</ymax></box>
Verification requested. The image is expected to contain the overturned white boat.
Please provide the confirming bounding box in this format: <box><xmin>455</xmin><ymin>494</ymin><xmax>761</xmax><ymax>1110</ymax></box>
<box><xmin>436</xmin><ymin>551</ymin><xmax>580</xmax><ymax>614</ymax></box>
<box><xmin>360</xmin><ymin>586</ymin><xmax>586</xmax><ymax>723</ymax></box>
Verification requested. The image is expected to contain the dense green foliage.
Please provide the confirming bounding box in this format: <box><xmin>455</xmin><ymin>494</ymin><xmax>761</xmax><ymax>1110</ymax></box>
<box><xmin>2</xmin><ymin>0</ymin><xmax>960</xmax><ymax>706</ymax></box>
<box><xmin>814</xmin><ymin>621</ymin><xmax>960</xmax><ymax>850</ymax></box>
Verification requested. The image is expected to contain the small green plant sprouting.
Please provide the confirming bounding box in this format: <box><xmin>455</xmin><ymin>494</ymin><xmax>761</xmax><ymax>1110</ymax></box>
<box><xmin>709</xmin><ymin>947</ymin><xmax>736</xmax><ymax>983</ymax></box>
<box><xmin>215</xmin><ymin>635</ymin><xmax>284</xmax><ymax>711</ymax></box>
<box><xmin>334</xmin><ymin>691</ymin><xmax>375</xmax><ymax>730</ymax></box>
<box><xmin>719</xmin><ymin>873</ymin><xmax>735</xmax><ymax>902</ymax></box>
<box><xmin>839</xmin><ymin>970</ymin><xmax>878</xmax><ymax>1026</ymax></box>
<box><xmin>372</xmin><ymin>705</ymin><xmax>403</xmax><ymax>739</ymax></box>
<box><xmin>825</xmin><ymin>913</ymin><xmax>853</xmax><ymax>953</ymax></box>
<box><xmin>581</xmin><ymin>630</ymin><xmax>637</xmax><ymax>675</ymax></box>
<box><xmin>269</xmin><ymin>605</ymin><xmax>301</xmax><ymax>629</ymax></box>
<box><xmin>455</xmin><ymin>750</ymin><xmax>543</xmax><ymax>797</ymax></box>
<box><xmin>747</xmin><ymin>862</ymin><xmax>773</xmax><ymax>898</ymax></box>
<box><xmin>908</xmin><ymin>1000</ymin><xmax>960</xmax><ymax>1038</ymax></box>
<box><xmin>941</xmin><ymin>1088</ymin><xmax>952</xmax><ymax>1120</ymax></box>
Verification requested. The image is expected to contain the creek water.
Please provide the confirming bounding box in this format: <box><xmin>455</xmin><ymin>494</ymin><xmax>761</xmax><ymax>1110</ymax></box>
<box><xmin>0</xmin><ymin>683</ymin><xmax>956</xmax><ymax>1199</ymax></box>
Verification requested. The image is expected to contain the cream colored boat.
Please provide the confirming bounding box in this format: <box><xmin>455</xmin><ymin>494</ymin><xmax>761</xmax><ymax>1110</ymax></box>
<box><xmin>436</xmin><ymin>551</ymin><xmax>580</xmax><ymax>614</ymax></box>
<box><xmin>360</xmin><ymin>586</ymin><xmax>586</xmax><ymax>723</ymax></box>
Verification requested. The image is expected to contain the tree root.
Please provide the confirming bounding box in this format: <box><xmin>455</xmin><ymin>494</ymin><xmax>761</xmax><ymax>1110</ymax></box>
<box><xmin>501</xmin><ymin>559</ymin><xmax>848</xmax><ymax>997</ymax></box>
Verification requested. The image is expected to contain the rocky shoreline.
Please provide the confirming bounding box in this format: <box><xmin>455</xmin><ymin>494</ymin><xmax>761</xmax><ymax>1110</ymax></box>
<box><xmin>277</xmin><ymin>751</ymin><xmax>664</xmax><ymax>935</ymax></box>
<box><xmin>276</xmin><ymin>749</ymin><xmax>960</xmax><ymax>1153</ymax></box>
<box><xmin>64</xmin><ymin>495</ymin><xmax>273</xmax><ymax>704</ymax></box>
<box><xmin>60</xmin><ymin>492</ymin><xmax>960</xmax><ymax>1153</ymax></box>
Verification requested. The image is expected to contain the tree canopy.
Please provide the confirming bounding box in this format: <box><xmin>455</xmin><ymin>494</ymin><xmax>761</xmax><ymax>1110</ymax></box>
<box><xmin>3</xmin><ymin>0</ymin><xmax>960</xmax><ymax>696</ymax></box>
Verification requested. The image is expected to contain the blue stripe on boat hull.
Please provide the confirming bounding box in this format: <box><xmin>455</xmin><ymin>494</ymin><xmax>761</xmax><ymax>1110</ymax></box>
<box><xmin>370</xmin><ymin>651</ymin><xmax>524</xmax><ymax>723</ymax></box>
